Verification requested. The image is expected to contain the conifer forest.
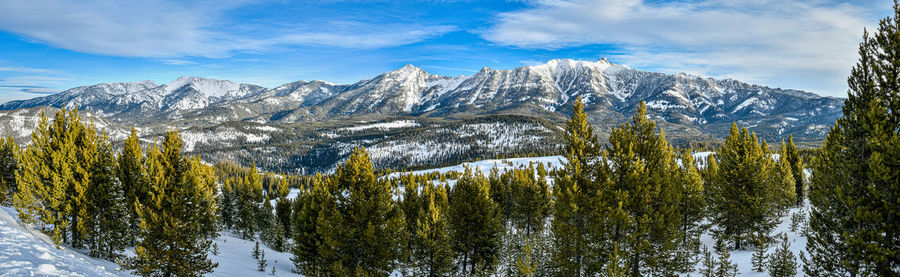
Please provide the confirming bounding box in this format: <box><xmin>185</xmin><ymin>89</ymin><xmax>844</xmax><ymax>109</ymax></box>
<box><xmin>1</xmin><ymin>2</ymin><xmax>899</xmax><ymax>277</ymax></box>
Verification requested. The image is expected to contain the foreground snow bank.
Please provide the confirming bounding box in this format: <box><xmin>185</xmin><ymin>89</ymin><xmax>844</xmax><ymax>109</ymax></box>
<box><xmin>0</xmin><ymin>206</ymin><xmax>127</xmax><ymax>276</ymax></box>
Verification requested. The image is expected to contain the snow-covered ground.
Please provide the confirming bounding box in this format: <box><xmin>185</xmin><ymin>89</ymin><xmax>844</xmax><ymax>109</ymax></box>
<box><xmin>386</xmin><ymin>155</ymin><xmax>565</xmax><ymax>179</ymax></box>
<box><xmin>0</xmin><ymin>206</ymin><xmax>296</xmax><ymax>276</ymax></box>
<box><xmin>0</xmin><ymin>206</ymin><xmax>127</xmax><ymax>276</ymax></box>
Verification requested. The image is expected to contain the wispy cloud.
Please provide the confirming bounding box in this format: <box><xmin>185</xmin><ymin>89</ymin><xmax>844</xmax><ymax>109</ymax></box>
<box><xmin>0</xmin><ymin>0</ymin><xmax>458</xmax><ymax>58</ymax></box>
<box><xmin>482</xmin><ymin>0</ymin><xmax>882</xmax><ymax>96</ymax></box>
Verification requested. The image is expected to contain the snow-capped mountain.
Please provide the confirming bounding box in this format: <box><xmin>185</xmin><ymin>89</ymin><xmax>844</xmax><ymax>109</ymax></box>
<box><xmin>0</xmin><ymin>58</ymin><xmax>843</xmax><ymax>143</ymax></box>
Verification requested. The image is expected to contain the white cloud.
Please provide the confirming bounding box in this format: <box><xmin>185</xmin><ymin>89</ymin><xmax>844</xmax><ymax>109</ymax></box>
<box><xmin>0</xmin><ymin>0</ymin><xmax>456</xmax><ymax>58</ymax></box>
<box><xmin>483</xmin><ymin>0</ymin><xmax>883</xmax><ymax>97</ymax></box>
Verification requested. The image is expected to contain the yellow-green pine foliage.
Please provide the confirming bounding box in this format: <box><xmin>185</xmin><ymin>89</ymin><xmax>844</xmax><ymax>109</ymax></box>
<box><xmin>605</xmin><ymin>101</ymin><xmax>687</xmax><ymax>276</ymax></box>
<box><xmin>14</xmin><ymin>108</ymin><xmax>92</xmax><ymax>246</ymax></box>
<box><xmin>551</xmin><ymin>96</ymin><xmax>608</xmax><ymax>276</ymax></box>
<box><xmin>0</xmin><ymin>135</ymin><xmax>20</xmax><ymax>204</ymax></box>
<box><xmin>14</xmin><ymin>110</ymin><xmax>51</xmax><ymax>228</ymax></box>
<box><xmin>708</xmin><ymin>123</ymin><xmax>784</xmax><ymax>250</ymax></box>
<box><xmin>805</xmin><ymin>4</ymin><xmax>900</xmax><ymax>275</ymax></box>
<box><xmin>449</xmin><ymin>166</ymin><xmax>502</xmax><ymax>275</ymax></box>
<box><xmin>117</xmin><ymin>126</ymin><xmax>147</xmax><ymax>243</ymax></box>
<box><xmin>132</xmin><ymin>130</ymin><xmax>218</xmax><ymax>277</ymax></box>
<box><xmin>412</xmin><ymin>181</ymin><xmax>454</xmax><ymax>277</ymax></box>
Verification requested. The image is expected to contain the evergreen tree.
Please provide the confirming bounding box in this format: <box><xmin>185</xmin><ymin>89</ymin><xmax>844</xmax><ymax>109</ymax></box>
<box><xmin>131</xmin><ymin>130</ymin><xmax>218</xmax><ymax>277</ymax></box>
<box><xmin>714</xmin><ymin>241</ymin><xmax>738</xmax><ymax>277</ymax></box>
<box><xmin>675</xmin><ymin>150</ymin><xmax>708</xmax><ymax>271</ymax></box>
<box><xmin>551</xmin><ymin>96</ymin><xmax>606</xmax><ymax>276</ymax></box>
<box><xmin>708</xmin><ymin>123</ymin><xmax>785</xmax><ymax>250</ymax></box>
<box><xmin>768</xmin><ymin>234</ymin><xmax>797</xmax><ymax>277</ymax></box>
<box><xmin>274</xmin><ymin>196</ymin><xmax>292</xmax><ymax>241</ymax></box>
<box><xmin>806</xmin><ymin>3</ymin><xmax>900</xmax><ymax>276</ymax></box>
<box><xmin>257</xmin><ymin>249</ymin><xmax>268</xmax><ymax>272</ymax></box>
<box><xmin>117</xmin><ymin>126</ymin><xmax>147</xmax><ymax>243</ymax></box>
<box><xmin>311</xmin><ymin>147</ymin><xmax>406</xmax><ymax>276</ymax></box>
<box><xmin>291</xmin><ymin>174</ymin><xmax>334</xmax><ymax>276</ymax></box>
<box><xmin>411</xmin><ymin>182</ymin><xmax>454</xmax><ymax>277</ymax></box>
<box><xmin>81</xmin><ymin>131</ymin><xmax>129</xmax><ymax>259</ymax></box>
<box><xmin>235</xmin><ymin>169</ymin><xmax>264</xmax><ymax>239</ymax></box>
<box><xmin>218</xmin><ymin>177</ymin><xmax>237</xmax><ymax>230</ymax></box>
<box><xmin>449</xmin><ymin>166</ymin><xmax>502</xmax><ymax>275</ymax></box>
<box><xmin>698</xmin><ymin>246</ymin><xmax>715</xmax><ymax>277</ymax></box>
<box><xmin>0</xmin><ymin>135</ymin><xmax>19</xmax><ymax>205</ymax></box>
<box><xmin>14</xmin><ymin>108</ymin><xmax>91</xmax><ymax>247</ymax></box>
<box><xmin>604</xmin><ymin>101</ymin><xmax>688</xmax><ymax>276</ymax></box>
<box><xmin>751</xmin><ymin>238</ymin><xmax>768</xmax><ymax>272</ymax></box>
<box><xmin>784</xmin><ymin>135</ymin><xmax>805</xmax><ymax>205</ymax></box>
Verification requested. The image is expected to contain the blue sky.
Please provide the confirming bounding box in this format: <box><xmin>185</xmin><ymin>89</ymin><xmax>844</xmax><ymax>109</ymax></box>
<box><xmin>0</xmin><ymin>0</ymin><xmax>891</xmax><ymax>103</ymax></box>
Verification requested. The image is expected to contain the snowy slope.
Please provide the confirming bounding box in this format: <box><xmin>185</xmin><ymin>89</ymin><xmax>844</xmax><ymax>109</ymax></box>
<box><xmin>0</xmin><ymin>206</ymin><xmax>127</xmax><ymax>276</ymax></box>
<box><xmin>0</xmin><ymin>205</ymin><xmax>297</xmax><ymax>277</ymax></box>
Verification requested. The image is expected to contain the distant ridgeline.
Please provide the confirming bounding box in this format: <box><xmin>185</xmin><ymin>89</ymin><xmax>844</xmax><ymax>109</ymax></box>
<box><xmin>0</xmin><ymin>58</ymin><xmax>842</xmax><ymax>173</ymax></box>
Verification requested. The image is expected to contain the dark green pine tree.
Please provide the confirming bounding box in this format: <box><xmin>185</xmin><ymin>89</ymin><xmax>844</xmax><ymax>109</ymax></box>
<box><xmin>714</xmin><ymin>241</ymin><xmax>738</xmax><ymax>277</ymax></box>
<box><xmin>235</xmin><ymin>168</ymin><xmax>264</xmax><ymax>239</ymax></box>
<box><xmin>323</xmin><ymin>147</ymin><xmax>406</xmax><ymax>276</ymax></box>
<box><xmin>117</xmin><ymin>126</ymin><xmax>147</xmax><ymax>244</ymax></box>
<box><xmin>751</xmin><ymin>238</ymin><xmax>768</xmax><ymax>272</ymax></box>
<box><xmin>698</xmin><ymin>246</ymin><xmax>715</xmax><ymax>277</ymax></box>
<box><xmin>131</xmin><ymin>130</ymin><xmax>219</xmax><ymax>277</ymax></box>
<box><xmin>291</xmin><ymin>174</ymin><xmax>334</xmax><ymax>276</ymax></box>
<box><xmin>551</xmin><ymin>96</ymin><xmax>607</xmax><ymax>276</ymax></box>
<box><xmin>605</xmin><ymin>101</ymin><xmax>686</xmax><ymax>276</ymax></box>
<box><xmin>708</xmin><ymin>123</ymin><xmax>784</xmax><ymax>250</ymax></box>
<box><xmin>784</xmin><ymin>135</ymin><xmax>805</xmax><ymax>205</ymax></box>
<box><xmin>675</xmin><ymin>150</ymin><xmax>708</xmax><ymax>271</ymax></box>
<box><xmin>0</xmin><ymin>135</ymin><xmax>19</xmax><ymax>205</ymax></box>
<box><xmin>218</xmin><ymin>177</ymin><xmax>237</xmax><ymax>230</ymax></box>
<box><xmin>449</xmin><ymin>166</ymin><xmax>503</xmax><ymax>276</ymax></box>
<box><xmin>81</xmin><ymin>131</ymin><xmax>129</xmax><ymax>259</ymax></box>
<box><xmin>274</xmin><ymin>196</ymin><xmax>292</xmax><ymax>241</ymax></box>
<box><xmin>399</xmin><ymin>174</ymin><xmax>422</xmax><ymax>273</ymax></box>
<box><xmin>806</xmin><ymin>3</ymin><xmax>900</xmax><ymax>276</ymax></box>
<box><xmin>767</xmin><ymin>234</ymin><xmax>797</xmax><ymax>277</ymax></box>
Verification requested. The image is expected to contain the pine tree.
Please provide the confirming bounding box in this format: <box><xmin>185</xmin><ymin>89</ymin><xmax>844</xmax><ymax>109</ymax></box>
<box><xmin>291</xmin><ymin>174</ymin><xmax>334</xmax><ymax>276</ymax></box>
<box><xmin>81</xmin><ymin>131</ymin><xmax>129</xmax><ymax>259</ymax></box>
<box><xmin>784</xmin><ymin>135</ymin><xmax>804</xmax><ymax>205</ymax></box>
<box><xmin>235</xmin><ymin>168</ymin><xmax>264</xmax><ymax>239</ymax></box>
<box><xmin>14</xmin><ymin>108</ymin><xmax>91</xmax><ymax>247</ymax></box>
<box><xmin>714</xmin><ymin>241</ymin><xmax>738</xmax><ymax>277</ymax></box>
<box><xmin>551</xmin><ymin>96</ymin><xmax>606</xmax><ymax>276</ymax></box>
<box><xmin>449</xmin><ymin>166</ymin><xmax>502</xmax><ymax>275</ymax></box>
<box><xmin>275</xmin><ymin>195</ymin><xmax>292</xmax><ymax>240</ymax></box>
<box><xmin>253</xmin><ymin>240</ymin><xmax>262</xmax><ymax>260</ymax></box>
<box><xmin>768</xmin><ymin>234</ymin><xmax>797</xmax><ymax>277</ymax></box>
<box><xmin>308</xmin><ymin>147</ymin><xmax>406</xmax><ymax>276</ymax></box>
<box><xmin>675</xmin><ymin>150</ymin><xmax>708</xmax><ymax>271</ymax></box>
<box><xmin>0</xmin><ymin>135</ymin><xmax>19</xmax><ymax>205</ymax></box>
<box><xmin>698</xmin><ymin>246</ymin><xmax>715</xmax><ymax>277</ymax></box>
<box><xmin>257</xmin><ymin>249</ymin><xmax>268</xmax><ymax>272</ymax></box>
<box><xmin>708</xmin><ymin>123</ymin><xmax>784</xmax><ymax>250</ymax></box>
<box><xmin>117</xmin><ymin>126</ymin><xmax>147</xmax><ymax>244</ymax></box>
<box><xmin>806</xmin><ymin>3</ymin><xmax>900</xmax><ymax>276</ymax></box>
<box><xmin>604</xmin><ymin>101</ymin><xmax>687</xmax><ymax>276</ymax></box>
<box><xmin>218</xmin><ymin>177</ymin><xmax>237</xmax><ymax>230</ymax></box>
<box><xmin>131</xmin><ymin>130</ymin><xmax>218</xmax><ymax>277</ymax></box>
<box><xmin>603</xmin><ymin>245</ymin><xmax>628</xmax><ymax>277</ymax></box>
<box><xmin>412</xmin><ymin>181</ymin><xmax>454</xmax><ymax>277</ymax></box>
<box><xmin>751</xmin><ymin>237</ymin><xmax>768</xmax><ymax>272</ymax></box>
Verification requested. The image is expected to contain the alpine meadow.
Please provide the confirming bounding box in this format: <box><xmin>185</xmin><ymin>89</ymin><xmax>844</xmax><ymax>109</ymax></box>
<box><xmin>0</xmin><ymin>0</ymin><xmax>898</xmax><ymax>276</ymax></box>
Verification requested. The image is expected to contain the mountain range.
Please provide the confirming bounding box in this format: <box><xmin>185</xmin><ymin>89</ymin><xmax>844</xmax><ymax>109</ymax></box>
<box><xmin>0</xmin><ymin>58</ymin><xmax>844</xmax><ymax>172</ymax></box>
